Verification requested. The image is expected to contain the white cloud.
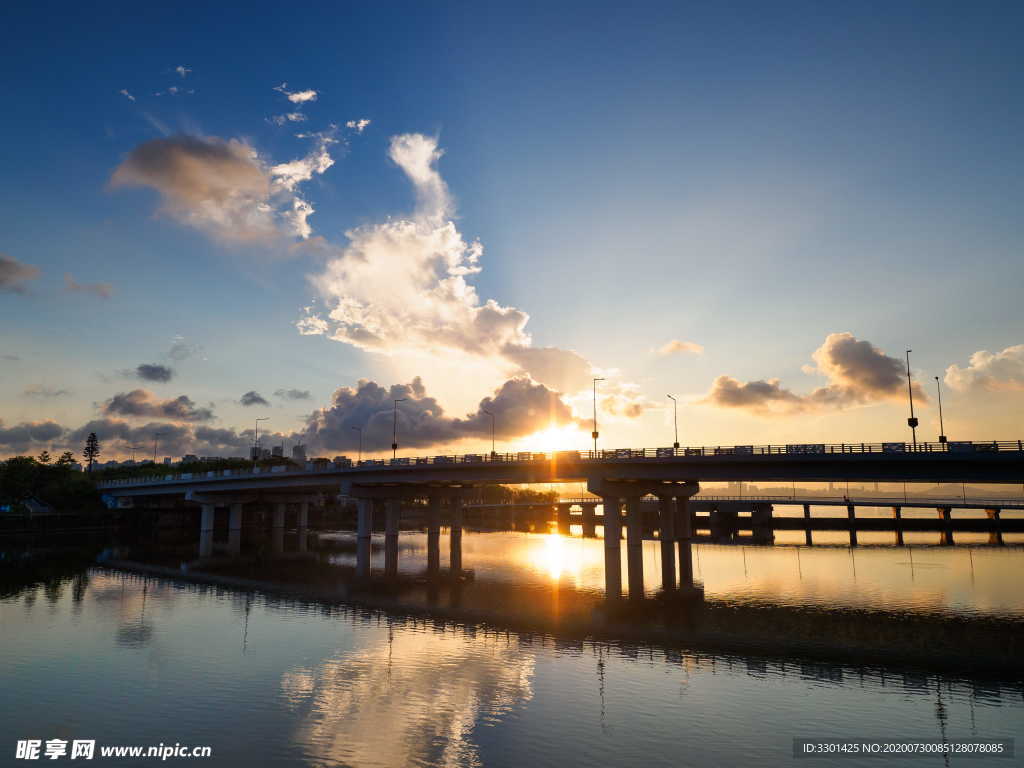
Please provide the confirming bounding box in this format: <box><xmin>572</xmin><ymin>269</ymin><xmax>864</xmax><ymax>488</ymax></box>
<box><xmin>273</xmin><ymin>82</ymin><xmax>318</xmax><ymax>104</ymax></box>
<box><xmin>175</xmin><ymin>65</ymin><xmax>192</xmax><ymax>78</ymax></box>
<box><xmin>269</xmin><ymin>112</ymin><xmax>308</xmax><ymax>126</ymax></box>
<box><xmin>299</xmin><ymin>134</ymin><xmax>652</xmax><ymax>420</ymax></box>
<box><xmin>346</xmin><ymin>118</ymin><xmax>371</xmax><ymax>134</ymax></box>
<box><xmin>945</xmin><ymin>345</ymin><xmax>1024</xmax><ymax>392</ymax></box>
<box><xmin>655</xmin><ymin>339</ymin><xmax>704</xmax><ymax>357</ymax></box>
<box><xmin>119</xmin><ymin>89</ymin><xmax>136</xmax><ymax>102</ymax></box>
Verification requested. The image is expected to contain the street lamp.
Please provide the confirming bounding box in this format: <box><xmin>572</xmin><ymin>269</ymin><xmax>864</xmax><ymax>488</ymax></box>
<box><xmin>483</xmin><ymin>408</ymin><xmax>496</xmax><ymax>457</ymax></box>
<box><xmin>905</xmin><ymin>350</ymin><xmax>918</xmax><ymax>448</ymax></box>
<box><xmin>934</xmin><ymin>376</ymin><xmax>947</xmax><ymax>444</ymax></box>
<box><xmin>393</xmin><ymin>399</ymin><xmax>407</xmax><ymax>459</ymax></box>
<box><xmin>351</xmin><ymin>426</ymin><xmax>363</xmax><ymax>463</ymax></box>
<box><xmin>254</xmin><ymin>417</ymin><xmax>269</xmax><ymax>465</ymax></box>
<box><xmin>153</xmin><ymin>431</ymin><xmax>166</xmax><ymax>464</ymax></box>
<box><xmin>592</xmin><ymin>377</ymin><xmax>605</xmax><ymax>454</ymax></box>
<box><xmin>667</xmin><ymin>394</ymin><xmax>679</xmax><ymax>449</ymax></box>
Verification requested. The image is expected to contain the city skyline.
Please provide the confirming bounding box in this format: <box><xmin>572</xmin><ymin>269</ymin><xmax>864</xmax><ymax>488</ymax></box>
<box><xmin>2</xmin><ymin>2</ymin><xmax>1023</xmax><ymax>460</ymax></box>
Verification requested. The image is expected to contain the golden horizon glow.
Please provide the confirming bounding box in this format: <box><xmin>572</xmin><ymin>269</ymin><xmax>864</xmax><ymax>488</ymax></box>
<box><xmin>518</xmin><ymin>424</ymin><xmax>588</xmax><ymax>454</ymax></box>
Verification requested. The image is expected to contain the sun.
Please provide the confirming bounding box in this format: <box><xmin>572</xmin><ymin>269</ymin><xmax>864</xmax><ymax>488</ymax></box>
<box><xmin>525</xmin><ymin>424</ymin><xmax>585</xmax><ymax>453</ymax></box>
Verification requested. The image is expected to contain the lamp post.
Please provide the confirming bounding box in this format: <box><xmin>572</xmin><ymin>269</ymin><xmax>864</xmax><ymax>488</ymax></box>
<box><xmin>905</xmin><ymin>350</ymin><xmax>918</xmax><ymax>448</ymax></box>
<box><xmin>934</xmin><ymin>376</ymin><xmax>947</xmax><ymax>444</ymax></box>
<box><xmin>483</xmin><ymin>408</ymin><xmax>495</xmax><ymax>457</ymax></box>
<box><xmin>667</xmin><ymin>394</ymin><xmax>679</xmax><ymax>449</ymax></box>
<box><xmin>351</xmin><ymin>426</ymin><xmax>363</xmax><ymax>463</ymax></box>
<box><xmin>153</xmin><ymin>431</ymin><xmax>166</xmax><ymax>464</ymax></box>
<box><xmin>393</xmin><ymin>399</ymin><xmax>406</xmax><ymax>459</ymax></box>
<box><xmin>254</xmin><ymin>417</ymin><xmax>268</xmax><ymax>466</ymax></box>
<box><xmin>592</xmin><ymin>377</ymin><xmax>605</xmax><ymax>454</ymax></box>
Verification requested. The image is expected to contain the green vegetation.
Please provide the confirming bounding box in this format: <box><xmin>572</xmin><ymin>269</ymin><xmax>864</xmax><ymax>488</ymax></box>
<box><xmin>0</xmin><ymin>452</ymin><xmax>103</xmax><ymax>513</ymax></box>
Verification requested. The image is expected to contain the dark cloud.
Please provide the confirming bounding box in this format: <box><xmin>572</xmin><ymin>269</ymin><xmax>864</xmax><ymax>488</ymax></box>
<box><xmin>304</xmin><ymin>376</ymin><xmax>577</xmax><ymax>452</ymax></box>
<box><xmin>0</xmin><ymin>254</ymin><xmax>40</xmax><ymax>294</ymax></box>
<box><xmin>2</xmin><ymin>354</ymin><xmax>20</xmax><ymax>361</ymax></box>
<box><xmin>274</xmin><ymin>388</ymin><xmax>312</xmax><ymax>401</ymax></box>
<box><xmin>23</xmin><ymin>386</ymin><xmax>71</xmax><ymax>399</ymax></box>
<box><xmin>102</xmin><ymin>389</ymin><xmax>214</xmax><ymax>421</ymax></box>
<box><xmin>702</xmin><ymin>377</ymin><xmax>804</xmax><ymax>412</ymax></box>
<box><xmin>701</xmin><ymin>332</ymin><xmax>927</xmax><ymax>415</ymax></box>
<box><xmin>0</xmin><ymin>420</ymin><xmax>65</xmax><ymax>451</ymax></box>
<box><xmin>110</xmin><ymin>135</ymin><xmax>275</xmax><ymax>242</ymax></box>
<box><xmin>135</xmin><ymin>364</ymin><xmax>174</xmax><ymax>383</ymax></box>
<box><xmin>240</xmin><ymin>391</ymin><xmax>270</xmax><ymax>407</ymax></box>
<box><xmin>64</xmin><ymin>273</ymin><xmax>113</xmax><ymax>299</ymax></box>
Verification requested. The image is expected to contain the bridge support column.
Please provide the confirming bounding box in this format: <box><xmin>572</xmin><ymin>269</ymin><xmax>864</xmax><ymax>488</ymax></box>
<box><xmin>272</xmin><ymin>502</ymin><xmax>286</xmax><ymax>554</ymax></box>
<box><xmin>892</xmin><ymin>506</ymin><xmax>903</xmax><ymax>545</ymax></box>
<box><xmin>557</xmin><ymin>503</ymin><xmax>572</xmax><ymax>535</ymax></box>
<box><xmin>427</xmin><ymin>493</ymin><xmax>442</xmax><ymax>574</ymax></box>
<box><xmin>710</xmin><ymin>505</ymin><xmax>736</xmax><ymax>542</ymax></box>
<box><xmin>199</xmin><ymin>504</ymin><xmax>215</xmax><ymax>558</ymax></box>
<box><xmin>657</xmin><ymin>495</ymin><xmax>676</xmax><ymax>592</ymax></box>
<box><xmin>385</xmin><ymin>499</ymin><xmax>401</xmax><ymax>577</ymax></box>
<box><xmin>751</xmin><ymin>503</ymin><xmax>774</xmax><ymax>544</ymax></box>
<box><xmin>938</xmin><ymin>506</ymin><xmax>954</xmax><ymax>545</ymax></box>
<box><xmin>626</xmin><ymin>496</ymin><xmax>645</xmax><ymax>599</ymax></box>
<box><xmin>228</xmin><ymin>502</ymin><xmax>243</xmax><ymax>556</ymax></box>
<box><xmin>449</xmin><ymin>495</ymin><xmax>463</xmax><ymax>574</ymax></box>
<box><xmin>582</xmin><ymin>503</ymin><xmax>597</xmax><ymax>537</ymax></box>
<box><xmin>847</xmin><ymin>504</ymin><xmax>857</xmax><ymax>547</ymax></box>
<box><xmin>803</xmin><ymin>503</ymin><xmax>812</xmax><ymax>546</ymax></box>
<box><xmin>298</xmin><ymin>501</ymin><xmax>309</xmax><ymax>553</ymax></box>
<box><xmin>679</xmin><ymin>540</ymin><xmax>695</xmax><ymax>588</ymax></box>
<box><xmin>601</xmin><ymin>496</ymin><xmax>622</xmax><ymax>599</ymax></box>
<box><xmin>986</xmin><ymin>508</ymin><xmax>1003</xmax><ymax>545</ymax></box>
<box><xmin>356</xmin><ymin>498</ymin><xmax>373</xmax><ymax>578</ymax></box>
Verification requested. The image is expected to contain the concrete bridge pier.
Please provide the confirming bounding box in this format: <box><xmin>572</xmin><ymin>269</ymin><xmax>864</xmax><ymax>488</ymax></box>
<box><xmin>847</xmin><ymin>504</ymin><xmax>858</xmax><ymax>547</ymax></box>
<box><xmin>803</xmin><ymin>503</ymin><xmax>813</xmax><ymax>545</ymax></box>
<box><xmin>450</xmin><ymin>495</ymin><xmax>464</xmax><ymax>574</ymax></box>
<box><xmin>582</xmin><ymin>503</ymin><xmax>597</xmax><ymax>537</ymax></box>
<box><xmin>427</xmin><ymin>493</ymin><xmax>442</xmax><ymax>574</ymax></box>
<box><xmin>199</xmin><ymin>504</ymin><xmax>215</xmax><ymax>558</ymax></box>
<box><xmin>986</xmin><ymin>508</ymin><xmax>1003</xmax><ymax>545</ymax></box>
<box><xmin>938</xmin><ymin>506</ymin><xmax>954</xmax><ymax>545</ymax></box>
<box><xmin>679</xmin><ymin>540</ymin><xmax>695</xmax><ymax>588</ymax></box>
<box><xmin>751</xmin><ymin>503</ymin><xmax>774</xmax><ymax>544</ymax></box>
<box><xmin>356</xmin><ymin>498</ymin><xmax>373</xmax><ymax>578</ymax></box>
<box><xmin>228</xmin><ymin>502</ymin><xmax>243</xmax><ymax>555</ymax></box>
<box><xmin>385</xmin><ymin>498</ymin><xmax>401</xmax><ymax>577</ymax></box>
<box><xmin>601</xmin><ymin>497</ymin><xmax>623</xmax><ymax>599</ymax></box>
<box><xmin>710</xmin><ymin>504</ymin><xmax>737</xmax><ymax>542</ymax></box>
<box><xmin>557</xmin><ymin>503</ymin><xmax>572</xmax><ymax>535</ymax></box>
<box><xmin>626</xmin><ymin>497</ymin><xmax>645</xmax><ymax>599</ymax></box>
<box><xmin>892</xmin><ymin>506</ymin><xmax>903</xmax><ymax>545</ymax></box>
<box><xmin>272</xmin><ymin>502</ymin><xmax>286</xmax><ymax>554</ymax></box>
<box><xmin>297</xmin><ymin>501</ymin><xmax>309</xmax><ymax>553</ymax></box>
<box><xmin>658</xmin><ymin>495</ymin><xmax>676</xmax><ymax>592</ymax></box>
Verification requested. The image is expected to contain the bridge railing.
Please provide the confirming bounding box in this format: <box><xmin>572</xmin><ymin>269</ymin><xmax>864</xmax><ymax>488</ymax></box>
<box><xmin>95</xmin><ymin>439</ymin><xmax>1024</xmax><ymax>489</ymax></box>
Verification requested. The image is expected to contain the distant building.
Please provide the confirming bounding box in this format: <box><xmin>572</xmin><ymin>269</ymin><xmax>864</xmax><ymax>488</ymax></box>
<box><xmin>272</xmin><ymin>445</ymin><xmax>284</xmax><ymax>458</ymax></box>
<box><xmin>292</xmin><ymin>444</ymin><xmax>307</xmax><ymax>462</ymax></box>
<box><xmin>182</xmin><ymin>454</ymin><xmax>199</xmax><ymax>464</ymax></box>
<box><xmin>163</xmin><ymin>457</ymin><xmax>172</xmax><ymax>465</ymax></box>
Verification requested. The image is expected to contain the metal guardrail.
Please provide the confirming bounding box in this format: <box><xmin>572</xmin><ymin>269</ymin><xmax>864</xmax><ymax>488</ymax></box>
<box><xmin>96</xmin><ymin>439</ymin><xmax>1024</xmax><ymax>489</ymax></box>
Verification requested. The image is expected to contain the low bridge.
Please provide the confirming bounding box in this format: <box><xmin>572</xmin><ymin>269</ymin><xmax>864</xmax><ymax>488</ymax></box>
<box><xmin>97</xmin><ymin>440</ymin><xmax>1024</xmax><ymax>599</ymax></box>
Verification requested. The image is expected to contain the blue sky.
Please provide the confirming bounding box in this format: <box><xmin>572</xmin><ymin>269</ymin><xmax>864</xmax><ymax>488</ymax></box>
<box><xmin>2</xmin><ymin>1</ymin><xmax>1023</xmax><ymax>459</ymax></box>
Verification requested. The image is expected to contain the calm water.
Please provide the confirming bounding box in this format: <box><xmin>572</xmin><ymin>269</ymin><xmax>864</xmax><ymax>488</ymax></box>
<box><xmin>2</xmin><ymin>529</ymin><xmax>1023</xmax><ymax>767</ymax></box>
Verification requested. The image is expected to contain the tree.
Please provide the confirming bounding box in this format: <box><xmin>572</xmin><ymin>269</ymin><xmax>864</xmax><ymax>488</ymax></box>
<box><xmin>83</xmin><ymin>433</ymin><xmax>100</xmax><ymax>472</ymax></box>
<box><xmin>55</xmin><ymin>451</ymin><xmax>75</xmax><ymax>468</ymax></box>
<box><xmin>37</xmin><ymin>450</ymin><xmax>51</xmax><ymax>465</ymax></box>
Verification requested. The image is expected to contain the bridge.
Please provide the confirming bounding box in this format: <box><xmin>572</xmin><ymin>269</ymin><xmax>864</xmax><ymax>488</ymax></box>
<box><xmin>97</xmin><ymin>439</ymin><xmax>1024</xmax><ymax>600</ymax></box>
